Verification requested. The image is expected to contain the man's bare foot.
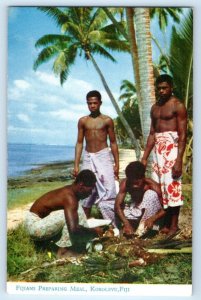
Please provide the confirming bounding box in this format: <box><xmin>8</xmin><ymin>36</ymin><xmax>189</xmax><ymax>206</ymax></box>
<box><xmin>167</xmin><ymin>227</ymin><xmax>180</xmax><ymax>237</ymax></box>
<box><xmin>57</xmin><ymin>247</ymin><xmax>83</xmax><ymax>259</ymax></box>
<box><xmin>160</xmin><ymin>227</ymin><xmax>170</xmax><ymax>234</ymax></box>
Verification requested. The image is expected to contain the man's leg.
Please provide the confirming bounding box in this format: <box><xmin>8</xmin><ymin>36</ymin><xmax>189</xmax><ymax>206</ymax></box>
<box><xmin>160</xmin><ymin>208</ymin><xmax>171</xmax><ymax>233</ymax></box>
<box><xmin>168</xmin><ymin>206</ymin><xmax>180</xmax><ymax>234</ymax></box>
<box><xmin>24</xmin><ymin>210</ymin><xmax>65</xmax><ymax>241</ymax></box>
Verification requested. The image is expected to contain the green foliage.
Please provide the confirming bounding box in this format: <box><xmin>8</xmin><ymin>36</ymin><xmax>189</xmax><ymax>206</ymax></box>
<box><xmin>114</xmin><ymin>80</ymin><xmax>142</xmax><ymax>146</ymax></box>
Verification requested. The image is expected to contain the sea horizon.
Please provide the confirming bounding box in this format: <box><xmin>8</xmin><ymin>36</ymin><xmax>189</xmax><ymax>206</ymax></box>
<box><xmin>8</xmin><ymin>143</ymin><xmax>75</xmax><ymax>178</ymax></box>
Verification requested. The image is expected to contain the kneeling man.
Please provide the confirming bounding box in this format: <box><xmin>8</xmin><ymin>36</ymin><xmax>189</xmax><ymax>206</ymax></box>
<box><xmin>115</xmin><ymin>161</ymin><xmax>165</xmax><ymax>236</ymax></box>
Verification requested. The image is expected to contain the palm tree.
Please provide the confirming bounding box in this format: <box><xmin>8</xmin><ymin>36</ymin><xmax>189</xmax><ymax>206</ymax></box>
<box><xmin>115</xmin><ymin>79</ymin><xmax>142</xmax><ymax>146</ymax></box>
<box><xmin>169</xmin><ymin>9</ymin><xmax>193</xmax><ymax>176</ymax></box>
<box><xmin>33</xmin><ymin>7</ymin><xmax>141</xmax><ymax>158</ymax></box>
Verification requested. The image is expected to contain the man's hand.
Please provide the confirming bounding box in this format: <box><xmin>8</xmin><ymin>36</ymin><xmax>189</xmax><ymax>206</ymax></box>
<box><xmin>123</xmin><ymin>223</ymin><xmax>134</xmax><ymax>236</ymax></box>
<box><xmin>141</xmin><ymin>158</ymin><xmax>147</xmax><ymax>167</ymax></box>
<box><xmin>94</xmin><ymin>227</ymin><xmax>104</xmax><ymax>237</ymax></box>
<box><xmin>114</xmin><ymin>164</ymin><xmax>119</xmax><ymax>180</ymax></box>
<box><xmin>144</xmin><ymin>217</ymin><xmax>154</xmax><ymax>230</ymax></box>
<box><xmin>172</xmin><ymin>159</ymin><xmax>182</xmax><ymax>179</ymax></box>
<box><xmin>73</xmin><ymin>167</ymin><xmax>79</xmax><ymax>177</ymax></box>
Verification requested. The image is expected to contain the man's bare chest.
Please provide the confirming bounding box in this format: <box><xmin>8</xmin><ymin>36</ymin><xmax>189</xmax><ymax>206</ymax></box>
<box><xmin>152</xmin><ymin>104</ymin><xmax>176</xmax><ymax>121</ymax></box>
<box><xmin>84</xmin><ymin>118</ymin><xmax>107</xmax><ymax>131</ymax></box>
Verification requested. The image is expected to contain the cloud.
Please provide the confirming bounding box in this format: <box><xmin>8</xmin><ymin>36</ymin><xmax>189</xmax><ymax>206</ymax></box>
<box><xmin>9</xmin><ymin>79</ymin><xmax>31</xmax><ymax>101</ymax></box>
<box><xmin>49</xmin><ymin>109</ymin><xmax>83</xmax><ymax>121</ymax></box>
<box><xmin>17</xmin><ymin>114</ymin><xmax>30</xmax><ymax>123</ymax></box>
<box><xmin>14</xmin><ymin>80</ymin><xmax>31</xmax><ymax>90</ymax></box>
<box><xmin>36</xmin><ymin>71</ymin><xmax>60</xmax><ymax>86</ymax></box>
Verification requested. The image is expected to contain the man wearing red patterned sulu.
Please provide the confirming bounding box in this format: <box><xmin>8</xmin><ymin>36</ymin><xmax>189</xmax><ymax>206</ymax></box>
<box><xmin>141</xmin><ymin>74</ymin><xmax>187</xmax><ymax>236</ymax></box>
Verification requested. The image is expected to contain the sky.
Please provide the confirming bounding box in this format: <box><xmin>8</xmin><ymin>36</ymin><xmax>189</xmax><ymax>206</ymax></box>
<box><xmin>7</xmin><ymin>6</ymin><xmax>188</xmax><ymax>146</ymax></box>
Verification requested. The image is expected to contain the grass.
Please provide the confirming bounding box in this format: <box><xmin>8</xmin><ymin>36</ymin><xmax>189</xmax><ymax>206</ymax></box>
<box><xmin>7</xmin><ymin>181</ymin><xmax>68</xmax><ymax>210</ymax></box>
<box><xmin>7</xmin><ymin>224</ymin><xmax>192</xmax><ymax>284</ymax></box>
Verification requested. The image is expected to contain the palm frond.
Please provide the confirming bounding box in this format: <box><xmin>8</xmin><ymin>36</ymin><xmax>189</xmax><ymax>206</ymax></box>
<box><xmin>169</xmin><ymin>9</ymin><xmax>193</xmax><ymax>103</ymax></box>
<box><xmin>33</xmin><ymin>46</ymin><xmax>58</xmax><ymax>70</ymax></box>
<box><xmin>35</xmin><ymin>34</ymin><xmax>72</xmax><ymax>48</ymax></box>
<box><xmin>37</xmin><ymin>7</ymin><xmax>69</xmax><ymax>28</ymax></box>
<box><xmin>91</xmin><ymin>44</ymin><xmax>116</xmax><ymax>62</ymax></box>
<box><xmin>88</xmin><ymin>8</ymin><xmax>108</xmax><ymax>31</ymax></box>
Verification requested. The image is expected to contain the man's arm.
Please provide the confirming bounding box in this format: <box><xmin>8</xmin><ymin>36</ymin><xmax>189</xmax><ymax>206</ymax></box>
<box><xmin>144</xmin><ymin>208</ymin><xmax>166</xmax><ymax>229</ymax></box>
<box><xmin>73</xmin><ymin>118</ymin><xmax>84</xmax><ymax>177</ymax></box>
<box><xmin>141</xmin><ymin>110</ymin><xmax>155</xmax><ymax>166</ymax></box>
<box><xmin>115</xmin><ymin>180</ymin><xmax>134</xmax><ymax>235</ymax></box>
<box><xmin>64</xmin><ymin>197</ymin><xmax>98</xmax><ymax>248</ymax></box>
<box><xmin>172</xmin><ymin>101</ymin><xmax>187</xmax><ymax>179</ymax></box>
<box><xmin>107</xmin><ymin>118</ymin><xmax>119</xmax><ymax>179</ymax></box>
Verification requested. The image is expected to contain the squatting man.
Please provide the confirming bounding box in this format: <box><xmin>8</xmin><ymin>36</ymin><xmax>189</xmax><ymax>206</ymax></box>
<box><xmin>24</xmin><ymin>169</ymin><xmax>107</xmax><ymax>257</ymax></box>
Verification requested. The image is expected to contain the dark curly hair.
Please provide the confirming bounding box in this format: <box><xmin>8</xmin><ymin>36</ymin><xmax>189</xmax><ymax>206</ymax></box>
<box><xmin>86</xmin><ymin>90</ymin><xmax>102</xmax><ymax>102</ymax></box>
<box><xmin>125</xmin><ymin>161</ymin><xmax>145</xmax><ymax>180</ymax></box>
<box><xmin>75</xmin><ymin>169</ymin><xmax>96</xmax><ymax>187</ymax></box>
<box><xmin>155</xmin><ymin>74</ymin><xmax>173</xmax><ymax>87</ymax></box>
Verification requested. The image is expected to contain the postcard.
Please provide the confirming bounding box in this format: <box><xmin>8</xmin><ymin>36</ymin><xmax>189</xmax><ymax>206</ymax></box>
<box><xmin>4</xmin><ymin>1</ymin><xmax>194</xmax><ymax>298</ymax></box>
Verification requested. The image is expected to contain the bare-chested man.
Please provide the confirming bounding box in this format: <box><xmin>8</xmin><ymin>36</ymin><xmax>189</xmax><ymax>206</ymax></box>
<box><xmin>73</xmin><ymin>90</ymin><xmax>119</xmax><ymax>225</ymax></box>
<box><xmin>141</xmin><ymin>74</ymin><xmax>187</xmax><ymax>236</ymax></box>
<box><xmin>24</xmin><ymin>170</ymin><xmax>104</xmax><ymax>257</ymax></box>
<box><xmin>115</xmin><ymin>161</ymin><xmax>165</xmax><ymax>237</ymax></box>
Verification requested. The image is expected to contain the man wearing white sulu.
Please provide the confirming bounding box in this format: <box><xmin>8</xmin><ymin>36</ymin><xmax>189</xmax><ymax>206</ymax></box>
<box><xmin>73</xmin><ymin>90</ymin><xmax>119</xmax><ymax>225</ymax></box>
<box><xmin>81</xmin><ymin>148</ymin><xmax>117</xmax><ymax>224</ymax></box>
<box><xmin>141</xmin><ymin>74</ymin><xmax>187</xmax><ymax>236</ymax></box>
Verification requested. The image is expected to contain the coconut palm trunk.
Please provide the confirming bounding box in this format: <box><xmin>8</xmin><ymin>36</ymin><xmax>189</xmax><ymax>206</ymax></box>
<box><xmin>134</xmin><ymin>8</ymin><xmax>156</xmax><ymax>144</ymax></box>
<box><xmin>125</xmin><ymin>8</ymin><xmax>143</xmax><ymax>134</ymax></box>
<box><xmin>88</xmin><ymin>52</ymin><xmax>141</xmax><ymax>159</ymax></box>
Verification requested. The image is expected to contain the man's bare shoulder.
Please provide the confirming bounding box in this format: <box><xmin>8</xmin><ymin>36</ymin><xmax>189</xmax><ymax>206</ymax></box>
<box><xmin>100</xmin><ymin>114</ymin><xmax>113</xmax><ymax>123</ymax></box>
<box><xmin>170</xmin><ymin>96</ymin><xmax>186</xmax><ymax>111</ymax></box>
<box><xmin>78</xmin><ymin>116</ymin><xmax>89</xmax><ymax>123</ymax></box>
<box><xmin>62</xmin><ymin>186</ymin><xmax>78</xmax><ymax>206</ymax></box>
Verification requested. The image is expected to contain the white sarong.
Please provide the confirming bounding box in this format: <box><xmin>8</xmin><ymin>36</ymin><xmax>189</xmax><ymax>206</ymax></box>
<box><xmin>152</xmin><ymin>131</ymin><xmax>183</xmax><ymax>209</ymax></box>
<box><xmin>81</xmin><ymin>147</ymin><xmax>117</xmax><ymax>223</ymax></box>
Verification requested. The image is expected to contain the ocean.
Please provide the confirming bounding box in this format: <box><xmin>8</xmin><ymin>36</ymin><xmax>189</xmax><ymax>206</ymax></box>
<box><xmin>8</xmin><ymin>143</ymin><xmax>75</xmax><ymax>178</ymax></box>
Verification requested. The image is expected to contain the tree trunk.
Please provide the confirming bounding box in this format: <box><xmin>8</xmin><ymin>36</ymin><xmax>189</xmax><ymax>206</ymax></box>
<box><xmin>88</xmin><ymin>52</ymin><xmax>141</xmax><ymax>159</ymax></box>
<box><xmin>125</xmin><ymin>8</ymin><xmax>143</xmax><ymax>135</ymax></box>
<box><xmin>134</xmin><ymin>8</ymin><xmax>156</xmax><ymax>145</ymax></box>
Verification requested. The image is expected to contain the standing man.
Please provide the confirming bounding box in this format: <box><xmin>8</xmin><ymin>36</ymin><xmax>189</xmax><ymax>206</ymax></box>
<box><xmin>141</xmin><ymin>74</ymin><xmax>187</xmax><ymax>235</ymax></box>
<box><xmin>73</xmin><ymin>90</ymin><xmax>119</xmax><ymax>225</ymax></box>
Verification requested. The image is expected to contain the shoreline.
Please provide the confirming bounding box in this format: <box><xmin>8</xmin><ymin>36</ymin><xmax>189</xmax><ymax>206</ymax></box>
<box><xmin>8</xmin><ymin>160</ymin><xmax>75</xmax><ymax>189</ymax></box>
<box><xmin>8</xmin><ymin>148</ymin><xmax>137</xmax><ymax>188</ymax></box>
